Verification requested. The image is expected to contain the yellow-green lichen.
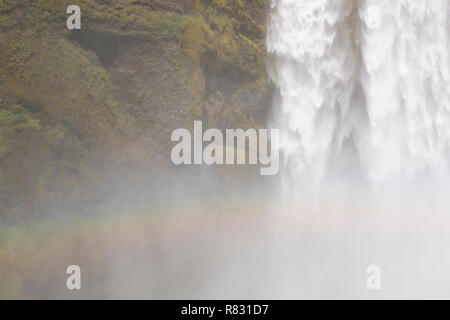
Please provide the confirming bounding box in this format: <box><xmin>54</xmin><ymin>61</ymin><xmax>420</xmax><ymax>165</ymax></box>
<box><xmin>0</xmin><ymin>109</ymin><xmax>41</xmax><ymax>131</ymax></box>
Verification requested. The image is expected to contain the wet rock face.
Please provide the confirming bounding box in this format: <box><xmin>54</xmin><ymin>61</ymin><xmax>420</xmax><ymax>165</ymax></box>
<box><xmin>0</xmin><ymin>0</ymin><xmax>271</xmax><ymax>219</ymax></box>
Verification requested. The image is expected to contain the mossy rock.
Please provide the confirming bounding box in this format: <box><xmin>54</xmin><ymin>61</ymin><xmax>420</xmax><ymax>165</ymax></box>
<box><xmin>0</xmin><ymin>0</ymin><xmax>271</xmax><ymax>219</ymax></box>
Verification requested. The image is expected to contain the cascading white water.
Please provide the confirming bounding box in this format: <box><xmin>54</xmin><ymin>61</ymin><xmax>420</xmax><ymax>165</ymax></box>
<box><xmin>266</xmin><ymin>1</ymin><xmax>450</xmax><ymax>299</ymax></box>
<box><xmin>268</xmin><ymin>0</ymin><xmax>358</xmax><ymax>198</ymax></box>
<box><xmin>359</xmin><ymin>0</ymin><xmax>450</xmax><ymax>188</ymax></box>
<box><xmin>268</xmin><ymin>0</ymin><xmax>450</xmax><ymax>200</ymax></box>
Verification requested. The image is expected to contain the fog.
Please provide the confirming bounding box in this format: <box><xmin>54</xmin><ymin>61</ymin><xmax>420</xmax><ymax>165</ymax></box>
<box><xmin>2</xmin><ymin>0</ymin><xmax>450</xmax><ymax>300</ymax></box>
<box><xmin>2</xmin><ymin>162</ymin><xmax>450</xmax><ymax>299</ymax></box>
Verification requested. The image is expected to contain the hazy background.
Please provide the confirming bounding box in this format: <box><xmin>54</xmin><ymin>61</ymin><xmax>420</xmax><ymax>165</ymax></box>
<box><xmin>1</xmin><ymin>0</ymin><xmax>450</xmax><ymax>300</ymax></box>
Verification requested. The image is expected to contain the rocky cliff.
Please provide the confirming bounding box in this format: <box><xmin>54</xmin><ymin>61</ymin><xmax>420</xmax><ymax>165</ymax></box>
<box><xmin>0</xmin><ymin>0</ymin><xmax>271</xmax><ymax>220</ymax></box>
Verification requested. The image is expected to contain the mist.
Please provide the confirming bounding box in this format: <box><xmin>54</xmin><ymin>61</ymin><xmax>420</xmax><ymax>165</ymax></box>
<box><xmin>2</xmin><ymin>0</ymin><xmax>450</xmax><ymax>300</ymax></box>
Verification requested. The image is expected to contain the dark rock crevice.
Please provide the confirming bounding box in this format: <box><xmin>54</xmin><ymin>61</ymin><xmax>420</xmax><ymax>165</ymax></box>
<box><xmin>70</xmin><ymin>31</ymin><xmax>132</xmax><ymax>67</ymax></box>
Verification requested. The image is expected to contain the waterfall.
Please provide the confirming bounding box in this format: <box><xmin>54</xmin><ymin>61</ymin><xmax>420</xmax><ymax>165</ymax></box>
<box><xmin>266</xmin><ymin>1</ymin><xmax>450</xmax><ymax>298</ymax></box>
<box><xmin>268</xmin><ymin>0</ymin><xmax>450</xmax><ymax>202</ymax></box>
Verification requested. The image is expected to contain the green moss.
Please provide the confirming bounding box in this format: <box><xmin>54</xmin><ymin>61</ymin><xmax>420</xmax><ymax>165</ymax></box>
<box><xmin>0</xmin><ymin>0</ymin><xmax>15</xmax><ymax>13</ymax></box>
<box><xmin>86</xmin><ymin>5</ymin><xmax>190</xmax><ymax>41</ymax></box>
<box><xmin>0</xmin><ymin>109</ymin><xmax>41</xmax><ymax>131</ymax></box>
<box><xmin>202</xmin><ymin>0</ymin><xmax>267</xmax><ymax>38</ymax></box>
<box><xmin>6</xmin><ymin>40</ymin><xmax>32</xmax><ymax>73</ymax></box>
<box><xmin>0</xmin><ymin>15</ymin><xmax>14</xmax><ymax>32</ymax></box>
<box><xmin>0</xmin><ymin>0</ymin><xmax>16</xmax><ymax>31</ymax></box>
<box><xmin>120</xmin><ymin>9</ymin><xmax>188</xmax><ymax>40</ymax></box>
